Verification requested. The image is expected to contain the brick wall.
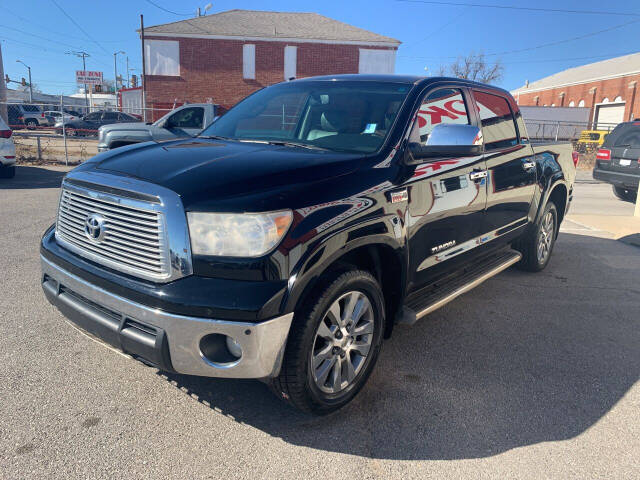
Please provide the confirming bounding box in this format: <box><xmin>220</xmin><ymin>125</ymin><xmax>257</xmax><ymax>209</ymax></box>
<box><xmin>144</xmin><ymin>36</ymin><xmax>396</xmax><ymax>118</ymax></box>
<box><xmin>515</xmin><ymin>74</ymin><xmax>640</xmax><ymax>126</ymax></box>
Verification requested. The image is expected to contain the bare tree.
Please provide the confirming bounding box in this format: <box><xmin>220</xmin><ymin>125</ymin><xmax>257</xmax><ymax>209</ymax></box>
<box><xmin>439</xmin><ymin>52</ymin><xmax>504</xmax><ymax>84</ymax></box>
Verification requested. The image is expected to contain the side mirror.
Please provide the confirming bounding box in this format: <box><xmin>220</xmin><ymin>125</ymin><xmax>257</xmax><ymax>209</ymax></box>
<box><xmin>408</xmin><ymin>124</ymin><xmax>483</xmax><ymax>161</ymax></box>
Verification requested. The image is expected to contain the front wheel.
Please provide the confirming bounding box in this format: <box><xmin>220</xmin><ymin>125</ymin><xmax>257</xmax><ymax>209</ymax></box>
<box><xmin>513</xmin><ymin>202</ymin><xmax>558</xmax><ymax>272</ymax></box>
<box><xmin>271</xmin><ymin>269</ymin><xmax>385</xmax><ymax>415</ymax></box>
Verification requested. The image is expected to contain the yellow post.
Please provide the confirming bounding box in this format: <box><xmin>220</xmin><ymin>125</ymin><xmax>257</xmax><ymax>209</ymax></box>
<box><xmin>635</xmin><ymin>180</ymin><xmax>640</xmax><ymax>217</ymax></box>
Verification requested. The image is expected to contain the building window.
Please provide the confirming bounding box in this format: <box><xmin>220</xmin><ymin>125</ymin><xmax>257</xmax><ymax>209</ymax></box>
<box><xmin>569</xmin><ymin>101</ymin><xmax>575</xmax><ymax>107</ymax></box>
<box><xmin>551</xmin><ymin>103</ymin><xmax>555</xmax><ymax>107</ymax></box>
<box><xmin>144</xmin><ymin>40</ymin><xmax>179</xmax><ymax>76</ymax></box>
<box><xmin>578</xmin><ymin>99</ymin><xmax>585</xmax><ymax>107</ymax></box>
<box><xmin>614</xmin><ymin>96</ymin><xmax>623</xmax><ymax>102</ymax></box>
<box><xmin>243</xmin><ymin>44</ymin><xmax>255</xmax><ymax>80</ymax></box>
<box><xmin>284</xmin><ymin>46</ymin><xmax>297</xmax><ymax>81</ymax></box>
<box><xmin>358</xmin><ymin>49</ymin><xmax>396</xmax><ymax>74</ymax></box>
<box><xmin>602</xmin><ymin>97</ymin><xmax>610</xmax><ymax>103</ymax></box>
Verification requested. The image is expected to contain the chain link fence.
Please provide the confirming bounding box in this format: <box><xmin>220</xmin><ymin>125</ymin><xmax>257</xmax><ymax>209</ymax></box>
<box><xmin>0</xmin><ymin>100</ymin><xmax>625</xmax><ymax>165</ymax></box>
<box><xmin>0</xmin><ymin>101</ymin><xmax>179</xmax><ymax>165</ymax></box>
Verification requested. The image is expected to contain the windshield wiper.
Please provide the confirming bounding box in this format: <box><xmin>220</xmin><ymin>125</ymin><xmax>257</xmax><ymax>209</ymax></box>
<box><xmin>261</xmin><ymin>140</ymin><xmax>330</xmax><ymax>151</ymax></box>
<box><xmin>198</xmin><ymin>135</ymin><xmax>232</xmax><ymax>140</ymax></box>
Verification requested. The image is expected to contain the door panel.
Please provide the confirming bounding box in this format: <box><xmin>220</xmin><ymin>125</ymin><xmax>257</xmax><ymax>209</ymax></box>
<box><xmin>472</xmin><ymin>90</ymin><xmax>536</xmax><ymax>232</ymax></box>
<box><xmin>406</xmin><ymin>87</ymin><xmax>487</xmax><ymax>290</ymax></box>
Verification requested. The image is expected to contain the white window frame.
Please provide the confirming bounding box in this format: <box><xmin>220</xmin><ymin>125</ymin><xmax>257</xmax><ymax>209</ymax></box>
<box><xmin>358</xmin><ymin>49</ymin><xmax>396</xmax><ymax>74</ymax></box>
<box><xmin>284</xmin><ymin>46</ymin><xmax>297</xmax><ymax>81</ymax></box>
<box><xmin>243</xmin><ymin>44</ymin><xmax>256</xmax><ymax>80</ymax></box>
<box><xmin>144</xmin><ymin>40</ymin><xmax>180</xmax><ymax>76</ymax></box>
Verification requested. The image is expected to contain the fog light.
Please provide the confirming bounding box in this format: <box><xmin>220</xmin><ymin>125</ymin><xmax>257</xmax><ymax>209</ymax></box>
<box><xmin>199</xmin><ymin>333</ymin><xmax>243</xmax><ymax>366</ymax></box>
<box><xmin>226</xmin><ymin>336</ymin><xmax>242</xmax><ymax>359</ymax></box>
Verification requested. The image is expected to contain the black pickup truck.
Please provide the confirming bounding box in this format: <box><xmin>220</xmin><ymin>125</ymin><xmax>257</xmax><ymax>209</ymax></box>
<box><xmin>41</xmin><ymin>75</ymin><xmax>576</xmax><ymax>414</ymax></box>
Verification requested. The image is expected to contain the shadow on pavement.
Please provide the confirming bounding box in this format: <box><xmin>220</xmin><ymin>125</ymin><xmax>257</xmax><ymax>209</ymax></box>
<box><xmin>0</xmin><ymin>165</ymin><xmax>69</xmax><ymax>190</ymax></box>
<box><xmin>157</xmin><ymin>233</ymin><xmax>638</xmax><ymax>460</ymax></box>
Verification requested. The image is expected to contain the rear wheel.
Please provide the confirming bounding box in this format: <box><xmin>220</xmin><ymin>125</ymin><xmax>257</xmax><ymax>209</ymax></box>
<box><xmin>271</xmin><ymin>269</ymin><xmax>385</xmax><ymax>415</ymax></box>
<box><xmin>513</xmin><ymin>201</ymin><xmax>558</xmax><ymax>272</ymax></box>
<box><xmin>612</xmin><ymin>186</ymin><xmax>637</xmax><ymax>203</ymax></box>
<box><xmin>25</xmin><ymin>119</ymin><xmax>38</xmax><ymax>130</ymax></box>
<box><xmin>66</xmin><ymin>127</ymin><xmax>77</xmax><ymax>137</ymax></box>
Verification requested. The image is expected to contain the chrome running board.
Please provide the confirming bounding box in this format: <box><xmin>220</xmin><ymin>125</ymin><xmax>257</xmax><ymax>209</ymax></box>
<box><xmin>398</xmin><ymin>249</ymin><xmax>522</xmax><ymax>325</ymax></box>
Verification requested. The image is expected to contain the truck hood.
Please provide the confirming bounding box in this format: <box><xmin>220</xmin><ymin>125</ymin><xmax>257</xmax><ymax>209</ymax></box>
<box><xmin>76</xmin><ymin>138</ymin><xmax>363</xmax><ymax>209</ymax></box>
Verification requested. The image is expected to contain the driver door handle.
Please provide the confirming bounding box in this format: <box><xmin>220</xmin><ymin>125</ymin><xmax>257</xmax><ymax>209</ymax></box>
<box><xmin>523</xmin><ymin>161</ymin><xmax>536</xmax><ymax>170</ymax></box>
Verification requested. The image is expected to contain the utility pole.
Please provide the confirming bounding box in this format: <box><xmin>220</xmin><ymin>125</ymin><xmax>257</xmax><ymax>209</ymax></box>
<box><xmin>16</xmin><ymin>60</ymin><xmax>32</xmax><ymax>103</ymax></box>
<box><xmin>140</xmin><ymin>14</ymin><xmax>147</xmax><ymax>122</ymax></box>
<box><xmin>126</xmin><ymin>56</ymin><xmax>130</xmax><ymax>88</ymax></box>
<box><xmin>113</xmin><ymin>51</ymin><xmax>125</xmax><ymax>110</ymax></box>
<box><xmin>67</xmin><ymin>51</ymin><xmax>90</xmax><ymax>109</ymax></box>
<box><xmin>0</xmin><ymin>43</ymin><xmax>7</xmax><ymax>124</ymax></box>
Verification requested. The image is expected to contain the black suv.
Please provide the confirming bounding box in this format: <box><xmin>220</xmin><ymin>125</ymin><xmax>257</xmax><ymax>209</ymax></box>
<box><xmin>593</xmin><ymin>121</ymin><xmax>640</xmax><ymax>202</ymax></box>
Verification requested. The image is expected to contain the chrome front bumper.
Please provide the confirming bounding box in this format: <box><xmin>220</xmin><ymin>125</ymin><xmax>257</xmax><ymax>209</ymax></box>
<box><xmin>41</xmin><ymin>256</ymin><xmax>293</xmax><ymax>379</ymax></box>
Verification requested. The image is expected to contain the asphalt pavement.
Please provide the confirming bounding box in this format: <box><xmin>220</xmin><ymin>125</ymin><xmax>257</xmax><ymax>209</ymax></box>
<box><xmin>1</xmin><ymin>166</ymin><xmax>638</xmax><ymax>479</ymax></box>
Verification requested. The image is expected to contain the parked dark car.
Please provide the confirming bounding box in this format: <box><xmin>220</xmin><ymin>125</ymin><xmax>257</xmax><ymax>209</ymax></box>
<box><xmin>593</xmin><ymin>121</ymin><xmax>640</xmax><ymax>202</ymax></box>
<box><xmin>55</xmin><ymin>110</ymin><xmax>141</xmax><ymax>137</ymax></box>
<box><xmin>41</xmin><ymin>75</ymin><xmax>576</xmax><ymax>414</ymax></box>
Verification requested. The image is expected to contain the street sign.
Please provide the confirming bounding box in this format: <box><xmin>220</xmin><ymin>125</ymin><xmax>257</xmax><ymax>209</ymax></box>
<box><xmin>76</xmin><ymin>70</ymin><xmax>103</xmax><ymax>85</ymax></box>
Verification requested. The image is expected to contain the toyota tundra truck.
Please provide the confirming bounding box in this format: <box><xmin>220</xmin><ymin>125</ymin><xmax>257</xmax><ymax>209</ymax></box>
<box><xmin>41</xmin><ymin>75</ymin><xmax>576</xmax><ymax>414</ymax></box>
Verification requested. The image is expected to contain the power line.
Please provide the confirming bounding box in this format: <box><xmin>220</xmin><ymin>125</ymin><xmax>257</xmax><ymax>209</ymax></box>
<box><xmin>50</xmin><ymin>0</ymin><xmax>110</xmax><ymax>55</ymax></box>
<box><xmin>0</xmin><ymin>6</ymin><xmax>129</xmax><ymax>44</ymax></box>
<box><xmin>395</xmin><ymin>0</ymin><xmax>640</xmax><ymax>17</ymax></box>
<box><xmin>399</xmin><ymin>51</ymin><xmax>640</xmax><ymax>65</ymax></box>
<box><xmin>483</xmin><ymin>18</ymin><xmax>640</xmax><ymax>56</ymax></box>
<box><xmin>399</xmin><ymin>18</ymin><xmax>640</xmax><ymax>60</ymax></box>
<box><xmin>143</xmin><ymin>0</ymin><xmax>193</xmax><ymax>16</ymax></box>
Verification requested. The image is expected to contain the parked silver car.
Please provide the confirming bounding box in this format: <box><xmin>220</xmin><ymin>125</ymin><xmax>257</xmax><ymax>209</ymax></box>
<box><xmin>97</xmin><ymin>103</ymin><xmax>218</xmax><ymax>151</ymax></box>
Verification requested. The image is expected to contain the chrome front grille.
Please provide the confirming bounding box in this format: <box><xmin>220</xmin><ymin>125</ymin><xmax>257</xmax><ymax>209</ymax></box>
<box><xmin>56</xmin><ymin>186</ymin><xmax>170</xmax><ymax>281</ymax></box>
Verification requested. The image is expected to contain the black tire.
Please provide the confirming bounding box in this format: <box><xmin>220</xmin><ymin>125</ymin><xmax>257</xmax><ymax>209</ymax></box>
<box><xmin>612</xmin><ymin>186</ymin><xmax>637</xmax><ymax>203</ymax></box>
<box><xmin>271</xmin><ymin>269</ymin><xmax>385</xmax><ymax>415</ymax></box>
<box><xmin>66</xmin><ymin>127</ymin><xmax>77</xmax><ymax>137</ymax></box>
<box><xmin>0</xmin><ymin>166</ymin><xmax>16</xmax><ymax>179</ymax></box>
<box><xmin>513</xmin><ymin>201</ymin><xmax>558</xmax><ymax>272</ymax></box>
<box><xmin>25</xmin><ymin>119</ymin><xmax>38</xmax><ymax>130</ymax></box>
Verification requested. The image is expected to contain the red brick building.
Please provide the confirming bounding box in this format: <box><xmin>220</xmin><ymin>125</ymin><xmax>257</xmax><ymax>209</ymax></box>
<box><xmin>141</xmin><ymin>10</ymin><xmax>400</xmax><ymax>118</ymax></box>
<box><xmin>512</xmin><ymin>53</ymin><xmax>640</xmax><ymax>129</ymax></box>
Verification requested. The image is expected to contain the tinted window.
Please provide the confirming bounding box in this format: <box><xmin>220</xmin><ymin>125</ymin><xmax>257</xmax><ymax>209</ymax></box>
<box><xmin>605</xmin><ymin>124</ymin><xmax>640</xmax><ymax>147</ymax></box>
<box><xmin>411</xmin><ymin>88</ymin><xmax>470</xmax><ymax>144</ymax></box>
<box><xmin>22</xmin><ymin>105</ymin><xmax>41</xmax><ymax>112</ymax></box>
<box><xmin>102</xmin><ymin>112</ymin><xmax>118</xmax><ymax>121</ymax></box>
<box><xmin>167</xmin><ymin>107</ymin><xmax>205</xmax><ymax>129</ymax></box>
<box><xmin>200</xmin><ymin>81</ymin><xmax>409</xmax><ymax>154</ymax></box>
<box><xmin>85</xmin><ymin>112</ymin><xmax>101</xmax><ymax>121</ymax></box>
<box><xmin>473</xmin><ymin>91</ymin><xmax>518</xmax><ymax>151</ymax></box>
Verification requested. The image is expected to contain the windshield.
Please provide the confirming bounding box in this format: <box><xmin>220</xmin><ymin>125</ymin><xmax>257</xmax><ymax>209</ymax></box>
<box><xmin>200</xmin><ymin>81</ymin><xmax>410</xmax><ymax>153</ymax></box>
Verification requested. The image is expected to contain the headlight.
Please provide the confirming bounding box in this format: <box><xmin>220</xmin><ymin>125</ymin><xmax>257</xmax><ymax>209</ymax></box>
<box><xmin>187</xmin><ymin>210</ymin><xmax>293</xmax><ymax>257</ymax></box>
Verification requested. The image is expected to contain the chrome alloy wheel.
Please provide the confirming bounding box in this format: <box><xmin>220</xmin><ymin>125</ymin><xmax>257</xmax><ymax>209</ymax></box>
<box><xmin>537</xmin><ymin>210</ymin><xmax>555</xmax><ymax>264</ymax></box>
<box><xmin>310</xmin><ymin>291</ymin><xmax>375</xmax><ymax>394</ymax></box>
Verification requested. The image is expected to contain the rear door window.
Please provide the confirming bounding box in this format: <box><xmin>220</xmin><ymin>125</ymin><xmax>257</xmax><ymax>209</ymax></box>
<box><xmin>473</xmin><ymin>91</ymin><xmax>518</xmax><ymax>151</ymax></box>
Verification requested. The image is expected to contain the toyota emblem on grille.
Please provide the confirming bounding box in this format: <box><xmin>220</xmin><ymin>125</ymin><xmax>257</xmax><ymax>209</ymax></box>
<box><xmin>84</xmin><ymin>213</ymin><xmax>106</xmax><ymax>243</ymax></box>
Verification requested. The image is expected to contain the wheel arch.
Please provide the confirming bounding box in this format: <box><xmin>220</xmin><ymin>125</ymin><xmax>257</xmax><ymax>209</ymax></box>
<box><xmin>284</xmin><ymin>235</ymin><xmax>407</xmax><ymax>339</ymax></box>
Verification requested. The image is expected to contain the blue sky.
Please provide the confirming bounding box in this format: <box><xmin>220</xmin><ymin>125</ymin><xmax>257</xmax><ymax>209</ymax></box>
<box><xmin>1</xmin><ymin>0</ymin><xmax>639</xmax><ymax>95</ymax></box>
